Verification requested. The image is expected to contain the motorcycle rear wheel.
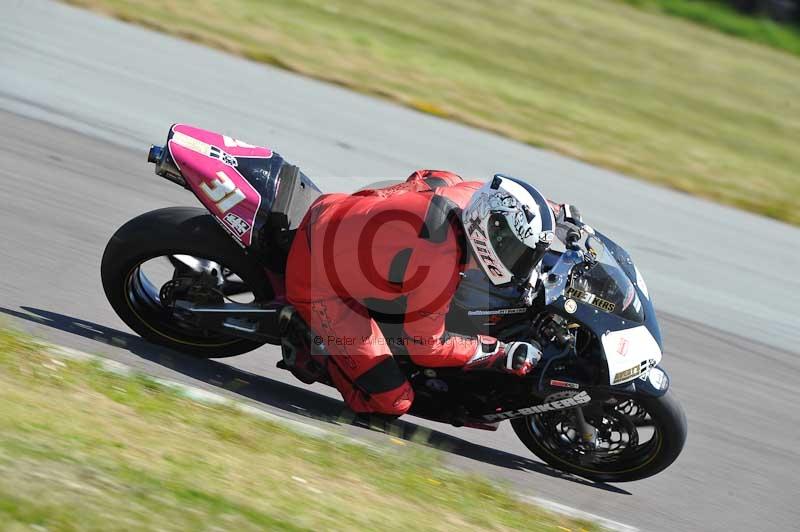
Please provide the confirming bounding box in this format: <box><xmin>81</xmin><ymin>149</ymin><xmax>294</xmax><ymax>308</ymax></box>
<box><xmin>511</xmin><ymin>389</ymin><xmax>687</xmax><ymax>482</ymax></box>
<box><xmin>101</xmin><ymin>207</ymin><xmax>273</xmax><ymax>358</ymax></box>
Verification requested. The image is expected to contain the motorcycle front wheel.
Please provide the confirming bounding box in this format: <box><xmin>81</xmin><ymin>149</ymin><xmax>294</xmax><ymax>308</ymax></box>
<box><xmin>101</xmin><ymin>207</ymin><xmax>273</xmax><ymax>358</ymax></box>
<box><xmin>511</xmin><ymin>389</ymin><xmax>687</xmax><ymax>482</ymax></box>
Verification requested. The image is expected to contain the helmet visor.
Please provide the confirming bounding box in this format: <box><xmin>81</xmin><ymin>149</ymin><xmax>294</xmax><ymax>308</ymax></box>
<box><xmin>487</xmin><ymin>214</ymin><xmax>543</xmax><ymax>280</ymax></box>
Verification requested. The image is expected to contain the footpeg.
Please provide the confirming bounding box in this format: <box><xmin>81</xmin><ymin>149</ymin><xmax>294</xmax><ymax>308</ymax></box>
<box><xmin>279</xmin><ymin>306</ymin><xmax>327</xmax><ymax>384</ymax></box>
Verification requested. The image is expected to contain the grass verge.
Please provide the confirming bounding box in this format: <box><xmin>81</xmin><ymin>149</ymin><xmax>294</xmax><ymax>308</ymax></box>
<box><xmin>619</xmin><ymin>0</ymin><xmax>800</xmax><ymax>56</ymax></box>
<box><xmin>0</xmin><ymin>327</ymin><xmax>597</xmax><ymax>531</ymax></box>
<box><xmin>63</xmin><ymin>0</ymin><xmax>800</xmax><ymax>225</ymax></box>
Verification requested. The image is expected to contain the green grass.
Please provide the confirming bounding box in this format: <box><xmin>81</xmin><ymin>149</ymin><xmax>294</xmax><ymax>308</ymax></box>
<box><xmin>0</xmin><ymin>327</ymin><xmax>597</xmax><ymax>531</ymax></box>
<box><xmin>619</xmin><ymin>0</ymin><xmax>800</xmax><ymax>56</ymax></box>
<box><xmin>64</xmin><ymin>0</ymin><xmax>800</xmax><ymax>225</ymax></box>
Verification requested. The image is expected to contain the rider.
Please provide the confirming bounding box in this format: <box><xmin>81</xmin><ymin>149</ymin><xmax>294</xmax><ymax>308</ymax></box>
<box><xmin>285</xmin><ymin>170</ymin><xmax>565</xmax><ymax>417</ymax></box>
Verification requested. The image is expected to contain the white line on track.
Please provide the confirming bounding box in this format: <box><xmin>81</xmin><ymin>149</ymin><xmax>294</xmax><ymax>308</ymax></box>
<box><xmin>522</xmin><ymin>496</ymin><xmax>639</xmax><ymax>532</ymax></box>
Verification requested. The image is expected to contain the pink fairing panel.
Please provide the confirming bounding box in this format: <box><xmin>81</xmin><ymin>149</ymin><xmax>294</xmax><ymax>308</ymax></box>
<box><xmin>167</xmin><ymin>124</ymin><xmax>273</xmax><ymax>247</ymax></box>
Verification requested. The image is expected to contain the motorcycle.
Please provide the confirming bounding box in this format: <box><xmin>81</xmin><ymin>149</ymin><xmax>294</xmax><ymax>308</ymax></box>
<box><xmin>101</xmin><ymin>124</ymin><xmax>687</xmax><ymax>482</ymax></box>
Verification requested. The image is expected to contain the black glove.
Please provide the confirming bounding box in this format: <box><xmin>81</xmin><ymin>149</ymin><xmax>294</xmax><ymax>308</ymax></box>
<box><xmin>558</xmin><ymin>203</ymin><xmax>582</xmax><ymax>225</ymax></box>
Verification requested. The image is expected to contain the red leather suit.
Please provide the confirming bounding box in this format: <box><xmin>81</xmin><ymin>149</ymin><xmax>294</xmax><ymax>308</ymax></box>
<box><xmin>286</xmin><ymin>170</ymin><xmax>487</xmax><ymax>415</ymax></box>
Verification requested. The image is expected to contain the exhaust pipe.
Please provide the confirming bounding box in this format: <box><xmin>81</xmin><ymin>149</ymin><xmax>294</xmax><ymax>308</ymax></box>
<box><xmin>147</xmin><ymin>144</ymin><xmax>186</xmax><ymax>188</ymax></box>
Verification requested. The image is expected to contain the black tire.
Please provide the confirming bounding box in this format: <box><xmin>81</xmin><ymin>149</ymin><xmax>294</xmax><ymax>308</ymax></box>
<box><xmin>511</xmin><ymin>389</ymin><xmax>687</xmax><ymax>482</ymax></box>
<box><xmin>101</xmin><ymin>207</ymin><xmax>273</xmax><ymax>358</ymax></box>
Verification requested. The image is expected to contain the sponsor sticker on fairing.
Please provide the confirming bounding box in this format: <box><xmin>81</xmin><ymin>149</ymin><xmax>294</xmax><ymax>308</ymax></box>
<box><xmin>171</xmin><ymin>131</ymin><xmax>213</xmax><ymax>156</ymax></box>
<box><xmin>549</xmin><ymin>379</ymin><xmax>580</xmax><ymax>390</ymax></box>
<box><xmin>617</xmin><ymin>337</ymin><xmax>629</xmax><ymax>356</ymax></box>
<box><xmin>612</xmin><ymin>364</ymin><xmax>641</xmax><ymax>384</ymax></box>
<box><xmin>613</xmin><ymin>359</ymin><xmax>654</xmax><ymax>384</ymax></box>
<box><xmin>209</xmin><ymin>145</ymin><xmax>238</xmax><ymax>167</ymax></box>
<box><xmin>467</xmin><ymin>308</ymin><xmax>527</xmax><ymax>316</ymax></box>
<box><xmin>565</xmin><ymin>286</ymin><xmax>616</xmax><ymax>313</ymax></box>
<box><xmin>223</xmin><ymin>212</ymin><xmax>251</xmax><ymax>237</ymax></box>
<box><xmin>482</xmin><ymin>391</ymin><xmax>591</xmax><ymax>421</ymax></box>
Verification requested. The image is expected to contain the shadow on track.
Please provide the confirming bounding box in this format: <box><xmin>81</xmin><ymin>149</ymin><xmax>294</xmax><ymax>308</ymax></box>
<box><xmin>0</xmin><ymin>305</ymin><xmax>630</xmax><ymax>494</ymax></box>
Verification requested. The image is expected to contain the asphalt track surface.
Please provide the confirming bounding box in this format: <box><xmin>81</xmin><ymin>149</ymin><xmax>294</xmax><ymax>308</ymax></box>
<box><xmin>2</xmin><ymin>1</ymin><xmax>799</xmax><ymax>530</ymax></box>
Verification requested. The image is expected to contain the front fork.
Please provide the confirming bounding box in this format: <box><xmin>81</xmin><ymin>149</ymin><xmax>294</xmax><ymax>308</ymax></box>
<box><xmin>573</xmin><ymin>406</ymin><xmax>599</xmax><ymax>449</ymax></box>
<box><xmin>571</xmin><ymin>364</ymin><xmax>672</xmax><ymax>449</ymax></box>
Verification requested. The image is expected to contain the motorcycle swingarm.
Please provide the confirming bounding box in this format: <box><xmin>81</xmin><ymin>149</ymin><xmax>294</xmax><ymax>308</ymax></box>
<box><xmin>173</xmin><ymin>300</ymin><xmax>284</xmax><ymax>344</ymax></box>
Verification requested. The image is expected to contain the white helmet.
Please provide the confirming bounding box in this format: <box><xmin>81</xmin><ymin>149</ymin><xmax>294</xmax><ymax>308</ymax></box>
<box><xmin>462</xmin><ymin>174</ymin><xmax>555</xmax><ymax>286</ymax></box>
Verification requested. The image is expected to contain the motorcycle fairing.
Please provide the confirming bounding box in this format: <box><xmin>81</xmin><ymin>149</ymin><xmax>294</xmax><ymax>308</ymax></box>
<box><xmin>167</xmin><ymin>124</ymin><xmax>276</xmax><ymax>246</ymax></box>
<box><xmin>448</xmin><ymin>267</ymin><xmax>532</xmax><ymax>337</ymax></box>
<box><xmin>593</xmin><ymin>231</ymin><xmax>663</xmax><ymax>350</ymax></box>
<box><xmin>600</xmin><ymin>325</ymin><xmax>662</xmax><ymax>385</ymax></box>
<box><xmin>540</xmin><ymin>230</ymin><xmax>664</xmax><ymax>386</ymax></box>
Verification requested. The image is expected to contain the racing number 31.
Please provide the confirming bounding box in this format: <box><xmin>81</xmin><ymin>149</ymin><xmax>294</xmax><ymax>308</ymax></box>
<box><xmin>200</xmin><ymin>171</ymin><xmax>246</xmax><ymax>213</ymax></box>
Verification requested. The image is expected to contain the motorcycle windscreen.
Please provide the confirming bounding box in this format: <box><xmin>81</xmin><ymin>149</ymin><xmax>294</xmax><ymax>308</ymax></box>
<box><xmin>167</xmin><ymin>124</ymin><xmax>283</xmax><ymax>247</ymax></box>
